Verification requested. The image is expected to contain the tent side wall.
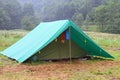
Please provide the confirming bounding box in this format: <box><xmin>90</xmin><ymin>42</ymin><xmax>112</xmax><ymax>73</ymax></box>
<box><xmin>70</xmin><ymin>20</ymin><xmax>114</xmax><ymax>58</ymax></box>
<box><xmin>28</xmin><ymin>35</ymin><xmax>87</xmax><ymax>61</ymax></box>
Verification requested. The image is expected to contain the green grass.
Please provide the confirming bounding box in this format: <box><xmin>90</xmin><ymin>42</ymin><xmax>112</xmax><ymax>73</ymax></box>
<box><xmin>85</xmin><ymin>32</ymin><xmax>120</xmax><ymax>48</ymax></box>
<box><xmin>0</xmin><ymin>30</ymin><xmax>120</xmax><ymax>80</ymax></box>
<box><xmin>70</xmin><ymin>65</ymin><xmax>120</xmax><ymax>80</ymax></box>
<box><xmin>81</xmin><ymin>25</ymin><xmax>99</xmax><ymax>32</ymax></box>
<box><xmin>0</xmin><ymin>30</ymin><xmax>27</xmax><ymax>51</ymax></box>
<box><xmin>85</xmin><ymin>32</ymin><xmax>120</xmax><ymax>60</ymax></box>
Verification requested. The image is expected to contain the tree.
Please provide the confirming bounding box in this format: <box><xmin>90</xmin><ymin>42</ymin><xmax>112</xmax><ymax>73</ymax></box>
<box><xmin>21</xmin><ymin>3</ymin><xmax>38</xmax><ymax>30</ymax></box>
<box><xmin>72</xmin><ymin>13</ymin><xmax>84</xmax><ymax>27</ymax></box>
<box><xmin>3</xmin><ymin>0</ymin><xmax>22</xmax><ymax>29</ymax></box>
<box><xmin>22</xmin><ymin>3</ymin><xmax>34</xmax><ymax>17</ymax></box>
<box><xmin>0</xmin><ymin>0</ymin><xmax>22</xmax><ymax>29</ymax></box>
<box><xmin>21</xmin><ymin>16</ymin><xmax>38</xmax><ymax>30</ymax></box>
<box><xmin>55</xmin><ymin>3</ymin><xmax>75</xmax><ymax>20</ymax></box>
<box><xmin>0</xmin><ymin>8</ymin><xmax>11</xmax><ymax>29</ymax></box>
<box><xmin>1</xmin><ymin>0</ymin><xmax>110</xmax><ymax>30</ymax></box>
<box><xmin>95</xmin><ymin>0</ymin><xmax>120</xmax><ymax>33</ymax></box>
<box><xmin>95</xmin><ymin>5</ymin><xmax>108</xmax><ymax>32</ymax></box>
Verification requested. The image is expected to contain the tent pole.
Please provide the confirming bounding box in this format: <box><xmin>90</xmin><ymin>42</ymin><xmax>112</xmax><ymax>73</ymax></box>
<box><xmin>69</xmin><ymin>26</ymin><xmax>72</xmax><ymax>64</ymax></box>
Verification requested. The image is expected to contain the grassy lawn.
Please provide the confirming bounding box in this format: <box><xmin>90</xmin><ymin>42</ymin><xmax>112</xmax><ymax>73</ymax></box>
<box><xmin>0</xmin><ymin>30</ymin><xmax>28</xmax><ymax>51</ymax></box>
<box><xmin>0</xmin><ymin>30</ymin><xmax>120</xmax><ymax>80</ymax></box>
<box><xmin>85</xmin><ymin>32</ymin><xmax>120</xmax><ymax>61</ymax></box>
<box><xmin>81</xmin><ymin>25</ymin><xmax>99</xmax><ymax>32</ymax></box>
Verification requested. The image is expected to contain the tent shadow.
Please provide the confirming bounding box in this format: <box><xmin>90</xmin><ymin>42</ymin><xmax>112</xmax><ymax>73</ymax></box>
<box><xmin>23</xmin><ymin>56</ymin><xmax>114</xmax><ymax>66</ymax></box>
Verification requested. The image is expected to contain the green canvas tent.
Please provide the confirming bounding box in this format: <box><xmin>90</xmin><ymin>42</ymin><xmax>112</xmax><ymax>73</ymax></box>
<box><xmin>0</xmin><ymin>20</ymin><xmax>113</xmax><ymax>63</ymax></box>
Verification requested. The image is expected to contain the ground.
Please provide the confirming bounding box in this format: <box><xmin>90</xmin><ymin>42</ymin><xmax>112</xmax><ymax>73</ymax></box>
<box><xmin>0</xmin><ymin>59</ymin><xmax>120</xmax><ymax>80</ymax></box>
<box><xmin>0</xmin><ymin>30</ymin><xmax>120</xmax><ymax>80</ymax></box>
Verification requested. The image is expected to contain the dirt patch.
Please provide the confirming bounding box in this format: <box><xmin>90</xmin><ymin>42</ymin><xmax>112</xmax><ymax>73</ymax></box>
<box><xmin>112</xmin><ymin>48</ymin><xmax>120</xmax><ymax>52</ymax></box>
<box><xmin>0</xmin><ymin>66</ymin><xmax>3</xmax><ymax>74</ymax></box>
<box><xmin>1</xmin><ymin>60</ymin><xmax>120</xmax><ymax>79</ymax></box>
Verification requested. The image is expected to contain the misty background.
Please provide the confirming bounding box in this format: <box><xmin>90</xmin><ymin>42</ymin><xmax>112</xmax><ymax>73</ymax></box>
<box><xmin>0</xmin><ymin>0</ymin><xmax>120</xmax><ymax>33</ymax></box>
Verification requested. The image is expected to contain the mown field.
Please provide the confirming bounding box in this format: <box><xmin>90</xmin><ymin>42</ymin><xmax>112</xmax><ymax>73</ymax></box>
<box><xmin>0</xmin><ymin>30</ymin><xmax>120</xmax><ymax>80</ymax></box>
